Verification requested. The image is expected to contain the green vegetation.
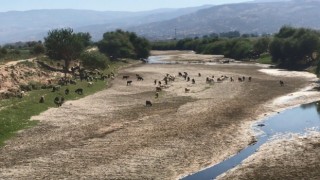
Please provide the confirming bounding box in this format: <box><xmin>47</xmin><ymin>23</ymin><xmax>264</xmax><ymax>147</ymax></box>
<box><xmin>152</xmin><ymin>37</ymin><xmax>257</xmax><ymax>60</ymax></box>
<box><xmin>269</xmin><ymin>26</ymin><xmax>320</xmax><ymax>70</ymax></box>
<box><xmin>97</xmin><ymin>29</ymin><xmax>151</xmax><ymax>60</ymax></box>
<box><xmin>0</xmin><ymin>60</ymin><xmax>128</xmax><ymax>146</ymax></box>
<box><xmin>0</xmin><ymin>28</ymin><xmax>150</xmax><ymax>146</ymax></box>
<box><xmin>80</xmin><ymin>51</ymin><xmax>110</xmax><ymax>70</ymax></box>
<box><xmin>44</xmin><ymin>28</ymin><xmax>92</xmax><ymax>75</ymax></box>
<box><xmin>0</xmin><ymin>41</ymin><xmax>47</xmax><ymax>64</ymax></box>
<box><xmin>257</xmin><ymin>53</ymin><xmax>272</xmax><ymax>64</ymax></box>
<box><xmin>151</xmin><ymin>27</ymin><xmax>320</xmax><ymax>71</ymax></box>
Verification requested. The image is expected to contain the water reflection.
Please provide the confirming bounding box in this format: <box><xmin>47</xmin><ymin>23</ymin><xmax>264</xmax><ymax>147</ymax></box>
<box><xmin>301</xmin><ymin>101</ymin><xmax>320</xmax><ymax>114</ymax></box>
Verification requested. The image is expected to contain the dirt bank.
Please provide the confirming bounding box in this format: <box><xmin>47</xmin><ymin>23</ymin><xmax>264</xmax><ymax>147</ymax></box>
<box><xmin>218</xmin><ymin>69</ymin><xmax>320</xmax><ymax>180</ymax></box>
<box><xmin>0</xmin><ymin>59</ymin><xmax>315</xmax><ymax>179</ymax></box>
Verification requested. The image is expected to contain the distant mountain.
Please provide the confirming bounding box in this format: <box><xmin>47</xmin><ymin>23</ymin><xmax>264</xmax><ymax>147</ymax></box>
<box><xmin>0</xmin><ymin>5</ymin><xmax>212</xmax><ymax>44</ymax></box>
<box><xmin>2</xmin><ymin>1</ymin><xmax>320</xmax><ymax>44</ymax></box>
<box><xmin>128</xmin><ymin>0</ymin><xmax>320</xmax><ymax>39</ymax></box>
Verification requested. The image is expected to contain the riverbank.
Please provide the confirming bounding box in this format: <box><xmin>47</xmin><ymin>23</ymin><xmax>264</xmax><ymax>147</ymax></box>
<box><xmin>217</xmin><ymin>69</ymin><xmax>320</xmax><ymax>179</ymax></box>
<box><xmin>0</xmin><ymin>52</ymin><xmax>318</xmax><ymax>179</ymax></box>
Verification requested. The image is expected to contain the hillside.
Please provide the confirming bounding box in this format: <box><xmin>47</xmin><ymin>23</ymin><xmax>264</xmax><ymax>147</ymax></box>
<box><xmin>0</xmin><ymin>5</ymin><xmax>212</xmax><ymax>44</ymax></box>
<box><xmin>129</xmin><ymin>0</ymin><xmax>320</xmax><ymax>39</ymax></box>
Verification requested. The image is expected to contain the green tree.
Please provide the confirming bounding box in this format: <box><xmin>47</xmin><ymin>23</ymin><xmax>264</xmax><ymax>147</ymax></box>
<box><xmin>44</xmin><ymin>28</ymin><xmax>91</xmax><ymax>75</ymax></box>
<box><xmin>270</xmin><ymin>26</ymin><xmax>320</xmax><ymax>69</ymax></box>
<box><xmin>253</xmin><ymin>37</ymin><xmax>271</xmax><ymax>54</ymax></box>
<box><xmin>98</xmin><ymin>29</ymin><xmax>150</xmax><ymax>60</ymax></box>
<box><xmin>80</xmin><ymin>51</ymin><xmax>109</xmax><ymax>70</ymax></box>
<box><xmin>32</xmin><ymin>43</ymin><xmax>46</xmax><ymax>55</ymax></box>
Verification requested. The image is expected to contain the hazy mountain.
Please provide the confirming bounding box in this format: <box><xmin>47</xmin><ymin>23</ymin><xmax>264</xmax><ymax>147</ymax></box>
<box><xmin>129</xmin><ymin>0</ymin><xmax>320</xmax><ymax>39</ymax></box>
<box><xmin>0</xmin><ymin>5</ymin><xmax>212</xmax><ymax>44</ymax></box>
<box><xmin>2</xmin><ymin>1</ymin><xmax>320</xmax><ymax>44</ymax></box>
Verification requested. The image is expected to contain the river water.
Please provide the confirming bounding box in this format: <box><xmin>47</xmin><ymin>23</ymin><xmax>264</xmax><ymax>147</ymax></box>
<box><xmin>182</xmin><ymin>102</ymin><xmax>320</xmax><ymax>180</ymax></box>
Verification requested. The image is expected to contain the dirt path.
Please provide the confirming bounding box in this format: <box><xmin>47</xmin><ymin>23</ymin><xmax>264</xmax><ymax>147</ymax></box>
<box><xmin>0</xmin><ymin>61</ymin><xmax>315</xmax><ymax>179</ymax></box>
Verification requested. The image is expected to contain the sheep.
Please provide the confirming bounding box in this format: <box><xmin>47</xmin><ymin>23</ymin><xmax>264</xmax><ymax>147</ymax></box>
<box><xmin>88</xmin><ymin>82</ymin><xmax>94</xmax><ymax>87</ymax></box>
<box><xmin>192</xmin><ymin>78</ymin><xmax>195</xmax><ymax>84</ymax></box>
<box><xmin>155</xmin><ymin>92</ymin><xmax>159</xmax><ymax>98</ymax></box>
<box><xmin>280</xmin><ymin>80</ymin><xmax>284</xmax><ymax>86</ymax></box>
<box><xmin>18</xmin><ymin>91</ymin><xmax>25</xmax><ymax>98</ymax></box>
<box><xmin>52</xmin><ymin>85</ymin><xmax>61</xmax><ymax>92</ymax></box>
<box><xmin>65</xmin><ymin>88</ymin><xmax>69</xmax><ymax>95</ymax></box>
<box><xmin>248</xmin><ymin>77</ymin><xmax>252</xmax><ymax>82</ymax></box>
<box><xmin>39</xmin><ymin>96</ymin><xmax>45</xmax><ymax>103</ymax></box>
<box><xmin>75</xmin><ymin>88</ymin><xmax>83</xmax><ymax>95</ymax></box>
<box><xmin>127</xmin><ymin>80</ymin><xmax>132</xmax><ymax>86</ymax></box>
<box><xmin>70</xmin><ymin>80</ymin><xmax>77</xmax><ymax>85</ymax></box>
<box><xmin>146</xmin><ymin>100</ymin><xmax>152</xmax><ymax>107</ymax></box>
<box><xmin>187</xmin><ymin>77</ymin><xmax>190</xmax><ymax>82</ymax></box>
<box><xmin>185</xmin><ymin>88</ymin><xmax>190</xmax><ymax>93</ymax></box>
<box><xmin>156</xmin><ymin>87</ymin><xmax>162</xmax><ymax>92</ymax></box>
<box><xmin>54</xmin><ymin>97</ymin><xmax>60</xmax><ymax>106</ymax></box>
<box><xmin>198</xmin><ymin>73</ymin><xmax>201</xmax><ymax>77</ymax></box>
<box><xmin>137</xmin><ymin>76</ymin><xmax>144</xmax><ymax>81</ymax></box>
<box><xmin>230</xmin><ymin>77</ymin><xmax>234</xmax><ymax>82</ymax></box>
<box><xmin>178</xmin><ymin>72</ymin><xmax>183</xmax><ymax>77</ymax></box>
<box><xmin>123</xmin><ymin>75</ymin><xmax>129</xmax><ymax>80</ymax></box>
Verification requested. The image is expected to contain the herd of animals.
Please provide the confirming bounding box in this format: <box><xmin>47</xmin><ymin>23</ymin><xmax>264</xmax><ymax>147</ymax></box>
<box><xmin>37</xmin><ymin>68</ymin><xmax>115</xmax><ymax>106</ymax></box>
<box><xmin>121</xmin><ymin>71</ymin><xmax>286</xmax><ymax>107</ymax></box>
<box><xmin>31</xmin><ymin>66</ymin><xmax>286</xmax><ymax>108</ymax></box>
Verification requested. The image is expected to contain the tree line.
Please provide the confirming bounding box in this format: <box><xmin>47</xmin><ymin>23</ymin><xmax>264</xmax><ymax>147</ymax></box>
<box><xmin>152</xmin><ymin>26</ymin><xmax>320</xmax><ymax>70</ymax></box>
<box><xmin>1</xmin><ymin>28</ymin><xmax>151</xmax><ymax>75</ymax></box>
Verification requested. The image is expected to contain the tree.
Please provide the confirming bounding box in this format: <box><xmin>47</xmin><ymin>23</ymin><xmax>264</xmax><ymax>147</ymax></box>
<box><xmin>253</xmin><ymin>37</ymin><xmax>271</xmax><ymax>54</ymax></box>
<box><xmin>97</xmin><ymin>29</ymin><xmax>150</xmax><ymax>60</ymax></box>
<box><xmin>32</xmin><ymin>43</ymin><xmax>45</xmax><ymax>55</ymax></box>
<box><xmin>44</xmin><ymin>28</ymin><xmax>91</xmax><ymax>75</ymax></box>
<box><xmin>269</xmin><ymin>26</ymin><xmax>320</xmax><ymax>69</ymax></box>
<box><xmin>80</xmin><ymin>51</ymin><xmax>109</xmax><ymax>70</ymax></box>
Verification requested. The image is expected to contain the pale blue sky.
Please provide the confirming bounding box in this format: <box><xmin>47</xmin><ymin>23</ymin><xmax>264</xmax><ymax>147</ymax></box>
<box><xmin>0</xmin><ymin>0</ymin><xmax>250</xmax><ymax>12</ymax></box>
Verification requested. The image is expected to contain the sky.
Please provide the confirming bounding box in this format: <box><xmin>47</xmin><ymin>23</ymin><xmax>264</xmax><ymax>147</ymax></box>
<box><xmin>0</xmin><ymin>0</ymin><xmax>250</xmax><ymax>12</ymax></box>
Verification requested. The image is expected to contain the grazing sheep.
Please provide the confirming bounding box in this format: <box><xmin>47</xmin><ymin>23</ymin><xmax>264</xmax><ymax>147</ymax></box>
<box><xmin>88</xmin><ymin>82</ymin><xmax>94</xmax><ymax>87</ymax></box>
<box><xmin>158</xmin><ymin>81</ymin><xmax>162</xmax><ymax>86</ymax></box>
<box><xmin>39</xmin><ymin>96</ymin><xmax>45</xmax><ymax>103</ymax></box>
<box><xmin>198</xmin><ymin>73</ymin><xmax>201</xmax><ymax>77</ymax></box>
<box><xmin>65</xmin><ymin>88</ymin><xmax>69</xmax><ymax>95</ymax></box>
<box><xmin>187</xmin><ymin>77</ymin><xmax>190</xmax><ymax>82</ymax></box>
<box><xmin>18</xmin><ymin>91</ymin><xmax>25</xmax><ymax>98</ymax></box>
<box><xmin>185</xmin><ymin>88</ymin><xmax>190</xmax><ymax>93</ymax></box>
<box><xmin>178</xmin><ymin>72</ymin><xmax>183</xmax><ymax>77</ymax></box>
<box><xmin>123</xmin><ymin>75</ymin><xmax>129</xmax><ymax>80</ymax></box>
<box><xmin>75</xmin><ymin>88</ymin><xmax>83</xmax><ymax>95</ymax></box>
<box><xmin>192</xmin><ymin>78</ymin><xmax>195</xmax><ymax>84</ymax></box>
<box><xmin>70</xmin><ymin>80</ymin><xmax>77</xmax><ymax>85</ymax></box>
<box><xmin>137</xmin><ymin>76</ymin><xmax>144</xmax><ymax>81</ymax></box>
<box><xmin>127</xmin><ymin>80</ymin><xmax>133</xmax><ymax>86</ymax></box>
<box><xmin>230</xmin><ymin>77</ymin><xmax>234</xmax><ymax>82</ymax></box>
<box><xmin>154</xmin><ymin>79</ymin><xmax>157</xmax><ymax>85</ymax></box>
<box><xmin>248</xmin><ymin>77</ymin><xmax>252</xmax><ymax>82</ymax></box>
<box><xmin>242</xmin><ymin>76</ymin><xmax>245</xmax><ymax>81</ymax></box>
<box><xmin>238</xmin><ymin>77</ymin><xmax>243</xmax><ymax>82</ymax></box>
<box><xmin>280</xmin><ymin>80</ymin><xmax>284</xmax><ymax>86</ymax></box>
<box><xmin>146</xmin><ymin>100</ymin><xmax>152</xmax><ymax>107</ymax></box>
<box><xmin>52</xmin><ymin>85</ymin><xmax>61</xmax><ymax>92</ymax></box>
<box><xmin>54</xmin><ymin>97</ymin><xmax>60</xmax><ymax>106</ymax></box>
<box><xmin>156</xmin><ymin>87</ymin><xmax>162</xmax><ymax>92</ymax></box>
<box><xmin>155</xmin><ymin>92</ymin><xmax>159</xmax><ymax>98</ymax></box>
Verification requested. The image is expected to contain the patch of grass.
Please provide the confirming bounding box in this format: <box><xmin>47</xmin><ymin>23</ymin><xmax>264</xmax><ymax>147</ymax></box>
<box><xmin>0</xmin><ymin>60</ymin><xmax>130</xmax><ymax>146</ymax></box>
<box><xmin>257</xmin><ymin>53</ymin><xmax>273</xmax><ymax>64</ymax></box>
